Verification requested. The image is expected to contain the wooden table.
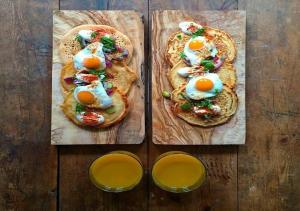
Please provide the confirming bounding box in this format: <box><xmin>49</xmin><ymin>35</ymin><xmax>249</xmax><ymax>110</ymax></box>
<box><xmin>0</xmin><ymin>0</ymin><xmax>299</xmax><ymax>210</ymax></box>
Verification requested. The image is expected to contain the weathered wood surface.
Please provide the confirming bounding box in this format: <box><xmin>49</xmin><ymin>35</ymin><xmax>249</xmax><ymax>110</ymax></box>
<box><xmin>237</xmin><ymin>0</ymin><xmax>300</xmax><ymax>210</ymax></box>
<box><xmin>152</xmin><ymin>10</ymin><xmax>246</xmax><ymax>145</ymax></box>
<box><xmin>52</xmin><ymin>10</ymin><xmax>145</xmax><ymax>144</ymax></box>
<box><xmin>149</xmin><ymin>2</ymin><xmax>239</xmax><ymax>210</ymax></box>
<box><xmin>0</xmin><ymin>0</ymin><xmax>58</xmax><ymax>210</ymax></box>
<box><xmin>58</xmin><ymin>1</ymin><xmax>149</xmax><ymax>210</ymax></box>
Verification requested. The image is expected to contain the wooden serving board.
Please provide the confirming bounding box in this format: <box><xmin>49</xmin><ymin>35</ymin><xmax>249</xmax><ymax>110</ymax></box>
<box><xmin>51</xmin><ymin>10</ymin><xmax>145</xmax><ymax>145</ymax></box>
<box><xmin>152</xmin><ymin>10</ymin><xmax>246</xmax><ymax>145</ymax></box>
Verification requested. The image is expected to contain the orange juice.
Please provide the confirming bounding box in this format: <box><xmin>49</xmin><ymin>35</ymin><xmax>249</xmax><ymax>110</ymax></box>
<box><xmin>89</xmin><ymin>151</ymin><xmax>143</xmax><ymax>192</ymax></box>
<box><xmin>152</xmin><ymin>151</ymin><xmax>206</xmax><ymax>193</ymax></box>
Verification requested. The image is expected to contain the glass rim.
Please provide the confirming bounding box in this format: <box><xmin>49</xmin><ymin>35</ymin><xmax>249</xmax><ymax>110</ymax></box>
<box><xmin>151</xmin><ymin>151</ymin><xmax>207</xmax><ymax>193</ymax></box>
<box><xmin>88</xmin><ymin>150</ymin><xmax>143</xmax><ymax>193</ymax></box>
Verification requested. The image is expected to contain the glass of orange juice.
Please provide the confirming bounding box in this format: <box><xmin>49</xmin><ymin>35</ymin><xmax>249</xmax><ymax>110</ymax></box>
<box><xmin>89</xmin><ymin>151</ymin><xmax>143</xmax><ymax>192</ymax></box>
<box><xmin>152</xmin><ymin>151</ymin><xmax>206</xmax><ymax>193</ymax></box>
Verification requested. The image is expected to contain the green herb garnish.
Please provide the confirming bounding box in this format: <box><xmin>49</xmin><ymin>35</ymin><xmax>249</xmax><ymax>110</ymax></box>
<box><xmin>89</xmin><ymin>69</ymin><xmax>107</xmax><ymax>81</ymax></box>
<box><xmin>180</xmin><ymin>102</ymin><xmax>192</xmax><ymax>111</ymax></box>
<box><xmin>101</xmin><ymin>36</ymin><xmax>116</xmax><ymax>52</ymax></box>
<box><xmin>201</xmin><ymin>59</ymin><xmax>215</xmax><ymax>71</ymax></box>
<box><xmin>192</xmin><ymin>28</ymin><xmax>205</xmax><ymax>38</ymax></box>
<box><xmin>75</xmin><ymin>103</ymin><xmax>85</xmax><ymax>113</ymax></box>
<box><xmin>105</xmin><ymin>106</ymin><xmax>116</xmax><ymax>114</ymax></box>
<box><xmin>176</xmin><ymin>34</ymin><xmax>182</xmax><ymax>40</ymax></box>
<box><xmin>91</xmin><ymin>31</ymin><xmax>98</xmax><ymax>39</ymax></box>
<box><xmin>179</xmin><ymin>52</ymin><xmax>186</xmax><ymax>59</ymax></box>
<box><xmin>162</xmin><ymin>90</ymin><xmax>171</xmax><ymax>98</ymax></box>
<box><xmin>194</xmin><ymin>99</ymin><xmax>213</xmax><ymax>109</ymax></box>
<box><xmin>214</xmin><ymin>89</ymin><xmax>220</xmax><ymax>94</ymax></box>
<box><xmin>75</xmin><ymin>35</ymin><xmax>84</xmax><ymax>48</ymax></box>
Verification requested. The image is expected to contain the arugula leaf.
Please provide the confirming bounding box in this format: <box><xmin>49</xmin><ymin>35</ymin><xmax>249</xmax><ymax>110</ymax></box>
<box><xmin>179</xmin><ymin>52</ymin><xmax>186</xmax><ymax>59</ymax></box>
<box><xmin>192</xmin><ymin>28</ymin><xmax>205</xmax><ymax>38</ymax></box>
<box><xmin>201</xmin><ymin>59</ymin><xmax>215</xmax><ymax>71</ymax></box>
<box><xmin>88</xmin><ymin>69</ymin><xmax>106</xmax><ymax>81</ymax></box>
<box><xmin>75</xmin><ymin>35</ymin><xmax>84</xmax><ymax>48</ymax></box>
<box><xmin>101</xmin><ymin>36</ymin><xmax>116</xmax><ymax>52</ymax></box>
<box><xmin>194</xmin><ymin>99</ymin><xmax>213</xmax><ymax>109</ymax></box>
<box><xmin>180</xmin><ymin>102</ymin><xmax>192</xmax><ymax>111</ymax></box>
<box><xmin>75</xmin><ymin>103</ymin><xmax>85</xmax><ymax>113</ymax></box>
<box><xmin>176</xmin><ymin>34</ymin><xmax>182</xmax><ymax>40</ymax></box>
<box><xmin>91</xmin><ymin>31</ymin><xmax>98</xmax><ymax>39</ymax></box>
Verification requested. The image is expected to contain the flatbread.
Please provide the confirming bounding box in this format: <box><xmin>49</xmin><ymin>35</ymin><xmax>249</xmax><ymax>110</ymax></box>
<box><xmin>61</xmin><ymin>89</ymin><xmax>128</xmax><ymax>128</ymax></box>
<box><xmin>165</xmin><ymin>27</ymin><xmax>236</xmax><ymax>67</ymax></box>
<box><xmin>171</xmin><ymin>85</ymin><xmax>238</xmax><ymax>127</ymax></box>
<box><xmin>167</xmin><ymin>61</ymin><xmax>237</xmax><ymax>89</ymax></box>
<box><xmin>59</xmin><ymin>24</ymin><xmax>133</xmax><ymax>64</ymax></box>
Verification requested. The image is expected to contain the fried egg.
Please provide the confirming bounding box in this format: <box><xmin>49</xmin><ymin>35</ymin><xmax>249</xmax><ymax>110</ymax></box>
<box><xmin>185</xmin><ymin>73</ymin><xmax>223</xmax><ymax>100</ymax></box>
<box><xmin>74</xmin><ymin>42</ymin><xmax>106</xmax><ymax>71</ymax></box>
<box><xmin>179</xmin><ymin>21</ymin><xmax>203</xmax><ymax>35</ymax></box>
<box><xmin>184</xmin><ymin>36</ymin><xmax>218</xmax><ymax>66</ymax></box>
<box><xmin>73</xmin><ymin>80</ymin><xmax>112</xmax><ymax>109</ymax></box>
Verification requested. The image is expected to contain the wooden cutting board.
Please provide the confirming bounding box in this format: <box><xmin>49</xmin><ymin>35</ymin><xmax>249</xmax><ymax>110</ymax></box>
<box><xmin>51</xmin><ymin>10</ymin><xmax>145</xmax><ymax>145</ymax></box>
<box><xmin>152</xmin><ymin>10</ymin><xmax>246</xmax><ymax>145</ymax></box>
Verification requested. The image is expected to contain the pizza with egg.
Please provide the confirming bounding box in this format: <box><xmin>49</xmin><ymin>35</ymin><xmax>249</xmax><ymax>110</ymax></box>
<box><xmin>58</xmin><ymin>24</ymin><xmax>137</xmax><ymax>128</ymax></box>
<box><xmin>164</xmin><ymin>21</ymin><xmax>238</xmax><ymax>127</ymax></box>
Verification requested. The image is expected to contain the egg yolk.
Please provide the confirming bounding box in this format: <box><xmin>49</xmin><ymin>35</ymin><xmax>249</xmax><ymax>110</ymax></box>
<box><xmin>189</xmin><ymin>40</ymin><xmax>204</xmax><ymax>50</ymax></box>
<box><xmin>83</xmin><ymin>57</ymin><xmax>101</xmax><ymax>69</ymax></box>
<box><xmin>77</xmin><ymin>91</ymin><xmax>95</xmax><ymax>104</ymax></box>
<box><xmin>195</xmin><ymin>78</ymin><xmax>214</xmax><ymax>91</ymax></box>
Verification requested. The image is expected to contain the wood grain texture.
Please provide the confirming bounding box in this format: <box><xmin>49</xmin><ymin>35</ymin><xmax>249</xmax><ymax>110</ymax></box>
<box><xmin>151</xmin><ymin>10</ymin><xmax>246</xmax><ymax>145</ymax></box>
<box><xmin>0</xmin><ymin>0</ymin><xmax>57</xmax><ymax>210</ymax></box>
<box><xmin>51</xmin><ymin>10</ymin><xmax>145</xmax><ymax>144</ymax></box>
<box><xmin>149</xmin><ymin>1</ymin><xmax>238</xmax><ymax>211</ymax></box>
<box><xmin>238</xmin><ymin>0</ymin><xmax>300</xmax><ymax>210</ymax></box>
<box><xmin>58</xmin><ymin>1</ymin><xmax>149</xmax><ymax>211</ymax></box>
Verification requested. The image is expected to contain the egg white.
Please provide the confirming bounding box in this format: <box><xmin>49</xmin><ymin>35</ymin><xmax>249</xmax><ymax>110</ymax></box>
<box><xmin>185</xmin><ymin>73</ymin><xmax>223</xmax><ymax>100</ymax></box>
<box><xmin>179</xmin><ymin>21</ymin><xmax>203</xmax><ymax>35</ymax></box>
<box><xmin>73</xmin><ymin>80</ymin><xmax>113</xmax><ymax>109</ymax></box>
<box><xmin>73</xmin><ymin>42</ymin><xmax>106</xmax><ymax>71</ymax></box>
<box><xmin>78</xmin><ymin>30</ymin><xmax>93</xmax><ymax>42</ymax></box>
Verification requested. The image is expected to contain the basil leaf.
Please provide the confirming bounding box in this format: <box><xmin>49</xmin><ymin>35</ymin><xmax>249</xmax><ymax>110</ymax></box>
<box><xmin>176</xmin><ymin>34</ymin><xmax>182</xmax><ymax>40</ymax></box>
